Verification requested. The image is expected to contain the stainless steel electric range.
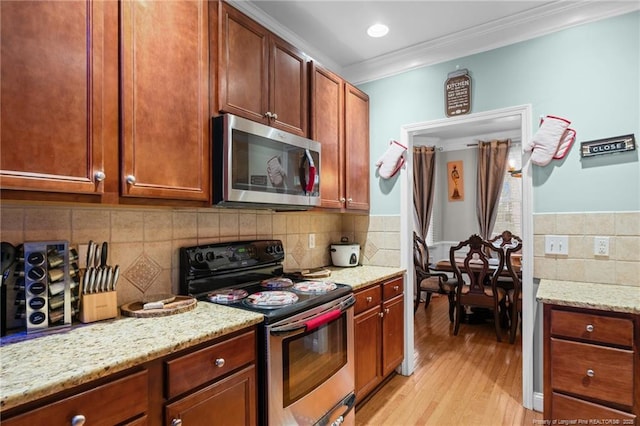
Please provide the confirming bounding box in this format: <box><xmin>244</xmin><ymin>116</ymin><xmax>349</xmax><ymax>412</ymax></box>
<box><xmin>180</xmin><ymin>239</ymin><xmax>356</xmax><ymax>426</ymax></box>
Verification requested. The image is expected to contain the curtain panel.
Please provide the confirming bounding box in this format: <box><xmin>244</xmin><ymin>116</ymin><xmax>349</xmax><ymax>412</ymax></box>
<box><xmin>413</xmin><ymin>146</ymin><xmax>437</xmax><ymax>241</ymax></box>
<box><xmin>476</xmin><ymin>139</ymin><xmax>511</xmax><ymax>240</ymax></box>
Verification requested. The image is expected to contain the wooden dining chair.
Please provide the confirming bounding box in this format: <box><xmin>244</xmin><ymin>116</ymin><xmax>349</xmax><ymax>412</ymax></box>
<box><xmin>413</xmin><ymin>232</ymin><xmax>456</xmax><ymax>321</ymax></box>
<box><xmin>450</xmin><ymin>234</ymin><xmax>507</xmax><ymax>342</ymax></box>
<box><xmin>504</xmin><ymin>236</ymin><xmax>523</xmax><ymax>344</ymax></box>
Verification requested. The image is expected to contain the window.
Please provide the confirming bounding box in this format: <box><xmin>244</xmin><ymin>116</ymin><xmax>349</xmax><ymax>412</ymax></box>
<box><xmin>493</xmin><ymin>143</ymin><xmax>522</xmax><ymax>237</ymax></box>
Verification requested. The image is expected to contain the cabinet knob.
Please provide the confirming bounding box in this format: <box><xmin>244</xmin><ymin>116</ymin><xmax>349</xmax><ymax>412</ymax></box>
<box><xmin>264</xmin><ymin>111</ymin><xmax>273</xmax><ymax>119</ymax></box>
<box><xmin>171</xmin><ymin>419</ymin><xmax>183</xmax><ymax>426</ymax></box>
<box><xmin>214</xmin><ymin>358</ymin><xmax>225</xmax><ymax>367</ymax></box>
<box><xmin>126</xmin><ymin>175</ymin><xmax>136</xmax><ymax>185</ymax></box>
<box><xmin>339</xmin><ymin>197</ymin><xmax>346</xmax><ymax>203</ymax></box>
<box><xmin>586</xmin><ymin>324</ymin><xmax>594</xmax><ymax>332</ymax></box>
<box><xmin>379</xmin><ymin>312</ymin><xmax>384</xmax><ymax>318</ymax></box>
<box><xmin>385</xmin><ymin>308</ymin><xmax>390</xmax><ymax>314</ymax></box>
<box><xmin>393</xmin><ymin>285</ymin><xmax>399</xmax><ymax>292</ymax></box>
<box><xmin>94</xmin><ymin>171</ymin><xmax>106</xmax><ymax>182</ymax></box>
<box><xmin>347</xmin><ymin>198</ymin><xmax>353</xmax><ymax>203</ymax></box>
<box><xmin>586</xmin><ymin>369</ymin><xmax>595</xmax><ymax>377</ymax></box>
<box><xmin>272</xmin><ymin>112</ymin><xmax>278</xmax><ymax>120</ymax></box>
<box><xmin>71</xmin><ymin>415</ymin><xmax>86</xmax><ymax>426</ymax></box>
<box><xmin>366</xmin><ymin>296</ymin><xmax>372</xmax><ymax>303</ymax></box>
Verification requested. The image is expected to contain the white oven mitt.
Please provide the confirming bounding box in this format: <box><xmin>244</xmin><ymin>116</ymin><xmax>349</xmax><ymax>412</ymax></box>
<box><xmin>376</xmin><ymin>140</ymin><xmax>407</xmax><ymax>179</ymax></box>
<box><xmin>553</xmin><ymin>127</ymin><xmax>576</xmax><ymax>160</ymax></box>
<box><xmin>267</xmin><ymin>155</ymin><xmax>286</xmax><ymax>187</ymax></box>
<box><xmin>524</xmin><ymin>115</ymin><xmax>571</xmax><ymax>166</ymax></box>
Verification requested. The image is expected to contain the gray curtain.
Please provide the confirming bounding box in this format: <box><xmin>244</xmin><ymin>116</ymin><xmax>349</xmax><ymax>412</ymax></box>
<box><xmin>476</xmin><ymin>139</ymin><xmax>511</xmax><ymax>240</ymax></box>
<box><xmin>413</xmin><ymin>146</ymin><xmax>437</xmax><ymax>241</ymax></box>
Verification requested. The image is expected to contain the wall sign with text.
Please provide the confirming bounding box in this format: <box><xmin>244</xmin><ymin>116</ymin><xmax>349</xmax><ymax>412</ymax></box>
<box><xmin>580</xmin><ymin>134</ymin><xmax>636</xmax><ymax>158</ymax></box>
<box><xmin>445</xmin><ymin>69</ymin><xmax>471</xmax><ymax>117</ymax></box>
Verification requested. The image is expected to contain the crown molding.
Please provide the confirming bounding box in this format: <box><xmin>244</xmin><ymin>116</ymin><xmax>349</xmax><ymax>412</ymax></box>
<box><xmin>228</xmin><ymin>1</ymin><xmax>639</xmax><ymax>85</ymax></box>
<box><xmin>343</xmin><ymin>1</ymin><xmax>640</xmax><ymax>84</ymax></box>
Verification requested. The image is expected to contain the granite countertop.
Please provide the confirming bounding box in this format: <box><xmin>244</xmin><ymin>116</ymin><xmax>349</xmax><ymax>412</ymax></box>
<box><xmin>0</xmin><ymin>303</ymin><xmax>263</xmax><ymax>412</ymax></box>
<box><xmin>536</xmin><ymin>279</ymin><xmax>640</xmax><ymax>314</ymax></box>
<box><xmin>0</xmin><ymin>265</ymin><xmax>404</xmax><ymax>413</ymax></box>
<box><xmin>322</xmin><ymin>265</ymin><xmax>405</xmax><ymax>290</ymax></box>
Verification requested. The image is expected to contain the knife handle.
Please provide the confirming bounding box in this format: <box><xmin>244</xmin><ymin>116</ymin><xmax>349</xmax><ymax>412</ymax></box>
<box><xmin>100</xmin><ymin>242</ymin><xmax>108</xmax><ymax>267</ymax></box>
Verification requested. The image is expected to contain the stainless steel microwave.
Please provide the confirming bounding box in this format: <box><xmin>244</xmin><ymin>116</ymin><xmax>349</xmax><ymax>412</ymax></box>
<box><xmin>212</xmin><ymin>114</ymin><xmax>321</xmax><ymax>210</ymax></box>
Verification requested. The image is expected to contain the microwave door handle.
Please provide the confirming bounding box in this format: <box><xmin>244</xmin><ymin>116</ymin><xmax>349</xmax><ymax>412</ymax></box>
<box><xmin>313</xmin><ymin>392</ymin><xmax>356</xmax><ymax>426</ymax></box>
<box><xmin>299</xmin><ymin>149</ymin><xmax>316</xmax><ymax>194</ymax></box>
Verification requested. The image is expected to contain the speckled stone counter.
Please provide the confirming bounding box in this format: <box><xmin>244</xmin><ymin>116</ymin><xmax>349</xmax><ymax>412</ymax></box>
<box><xmin>323</xmin><ymin>265</ymin><xmax>405</xmax><ymax>290</ymax></box>
<box><xmin>536</xmin><ymin>279</ymin><xmax>640</xmax><ymax>314</ymax></box>
<box><xmin>0</xmin><ymin>302</ymin><xmax>263</xmax><ymax>411</ymax></box>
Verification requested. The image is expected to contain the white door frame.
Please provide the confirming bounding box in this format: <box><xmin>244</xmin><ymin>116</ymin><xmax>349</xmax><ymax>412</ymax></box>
<box><xmin>398</xmin><ymin>104</ymin><xmax>534</xmax><ymax>409</ymax></box>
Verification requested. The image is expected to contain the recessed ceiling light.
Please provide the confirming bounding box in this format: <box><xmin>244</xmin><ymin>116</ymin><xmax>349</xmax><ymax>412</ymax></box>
<box><xmin>367</xmin><ymin>23</ymin><xmax>389</xmax><ymax>38</ymax></box>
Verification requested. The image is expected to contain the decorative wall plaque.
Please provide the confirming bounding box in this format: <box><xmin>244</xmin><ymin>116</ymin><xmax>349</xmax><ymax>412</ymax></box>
<box><xmin>447</xmin><ymin>160</ymin><xmax>464</xmax><ymax>201</ymax></box>
<box><xmin>580</xmin><ymin>134</ymin><xmax>636</xmax><ymax>158</ymax></box>
<box><xmin>445</xmin><ymin>69</ymin><xmax>471</xmax><ymax>117</ymax></box>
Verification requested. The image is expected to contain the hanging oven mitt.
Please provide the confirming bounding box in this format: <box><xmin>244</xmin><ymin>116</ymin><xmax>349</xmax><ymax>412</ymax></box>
<box><xmin>376</xmin><ymin>140</ymin><xmax>407</xmax><ymax>179</ymax></box>
<box><xmin>524</xmin><ymin>115</ymin><xmax>571</xmax><ymax>166</ymax></box>
<box><xmin>553</xmin><ymin>127</ymin><xmax>576</xmax><ymax>160</ymax></box>
<box><xmin>267</xmin><ymin>155</ymin><xmax>286</xmax><ymax>187</ymax></box>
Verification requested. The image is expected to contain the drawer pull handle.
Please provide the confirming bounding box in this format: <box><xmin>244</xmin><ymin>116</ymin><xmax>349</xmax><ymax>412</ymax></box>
<box><xmin>393</xmin><ymin>285</ymin><xmax>399</xmax><ymax>292</ymax></box>
<box><xmin>171</xmin><ymin>419</ymin><xmax>183</xmax><ymax>426</ymax></box>
<box><xmin>215</xmin><ymin>358</ymin><xmax>225</xmax><ymax>367</ymax></box>
<box><xmin>71</xmin><ymin>415</ymin><xmax>86</xmax><ymax>426</ymax></box>
<box><xmin>366</xmin><ymin>296</ymin><xmax>372</xmax><ymax>303</ymax></box>
<box><xmin>586</xmin><ymin>324</ymin><xmax>594</xmax><ymax>332</ymax></box>
<box><xmin>586</xmin><ymin>369</ymin><xmax>595</xmax><ymax>377</ymax></box>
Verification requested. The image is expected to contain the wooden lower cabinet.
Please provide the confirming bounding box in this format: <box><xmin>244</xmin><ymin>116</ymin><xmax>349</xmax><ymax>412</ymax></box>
<box><xmin>354</xmin><ymin>276</ymin><xmax>404</xmax><ymax>403</ymax></box>
<box><xmin>0</xmin><ymin>328</ymin><xmax>257</xmax><ymax>426</ymax></box>
<box><xmin>544</xmin><ymin>304</ymin><xmax>639</xmax><ymax>424</ymax></box>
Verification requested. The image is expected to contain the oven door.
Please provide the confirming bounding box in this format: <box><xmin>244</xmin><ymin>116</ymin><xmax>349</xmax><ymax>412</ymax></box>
<box><xmin>266</xmin><ymin>294</ymin><xmax>355</xmax><ymax>426</ymax></box>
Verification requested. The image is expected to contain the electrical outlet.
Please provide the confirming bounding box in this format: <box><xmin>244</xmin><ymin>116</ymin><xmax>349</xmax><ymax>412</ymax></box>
<box><xmin>308</xmin><ymin>233</ymin><xmax>316</xmax><ymax>249</ymax></box>
<box><xmin>594</xmin><ymin>236</ymin><xmax>610</xmax><ymax>256</ymax></box>
<box><xmin>544</xmin><ymin>235</ymin><xmax>568</xmax><ymax>255</ymax></box>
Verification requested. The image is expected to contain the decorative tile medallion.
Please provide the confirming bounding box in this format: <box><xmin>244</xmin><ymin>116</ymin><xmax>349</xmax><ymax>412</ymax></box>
<box><xmin>291</xmin><ymin>239</ymin><xmax>306</xmax><ymax>266</ymax></box>
<box><xmin>124</xmin><ymin>253</ymin><xmax>162</xmax><ymax>292</ymax></box>
<box><xmin>364</xmin><ymin>240</ymin><xmax>378</xmax><ymax>260</ymax></box>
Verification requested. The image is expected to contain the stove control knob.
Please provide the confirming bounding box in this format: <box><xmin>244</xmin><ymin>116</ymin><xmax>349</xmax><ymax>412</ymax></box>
<box><xmin>205</xmin><ymin>252</ymin><xmax>214</xmax><ymax>261</ymax></box>
<box><xmin>266</xmin><ymin>245</ymin><xmax>273</xmax><ymax>254</ymax></box>
<box><xmin>274</xmin><ymin>244</ymin><xmax>283</xmax><ymax>254</ymax></box>
<box><xmin>194</xmin><ymin>252</ymin><xmax>204</xmax><ymax>263</ymax></box>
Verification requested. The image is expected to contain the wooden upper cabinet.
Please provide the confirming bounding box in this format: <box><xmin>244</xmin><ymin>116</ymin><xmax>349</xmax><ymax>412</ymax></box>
<box><xmin>120</xmin><ymin>0</ymin><xmax>210</xmax><ymax>201</ymax></box>
<box><xmin>218</xmin><ymin>2</ymin><xmax>308</xmax><ymax>136</ymax></box>
<box><xmin>0</xmin><ymin>0</ymin><xmax>116</xmax><ymax>195</ymax></box>
<box><xmin>344</xmin><ymin>83</ymin><xmax>370</xmax><ymax>211</ymax></box>
<box><xmin>309</xmin><ymin>63</ymin><xmax>345</xmax><ymax>209</ymax></box>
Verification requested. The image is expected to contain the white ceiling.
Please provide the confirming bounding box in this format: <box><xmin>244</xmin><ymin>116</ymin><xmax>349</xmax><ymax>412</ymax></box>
<box><xmin>231</xmin><ymin>1</ymin><xmax>639</xmax><ymax>84</ymax></box>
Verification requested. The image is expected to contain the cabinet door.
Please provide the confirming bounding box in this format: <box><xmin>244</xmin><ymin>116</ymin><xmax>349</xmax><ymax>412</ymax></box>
<box><xmin>382</xmin><ymin>295</ymin><xmax>405</xmax><ymax>377</ymax></box>
<box><xmin>217</xmin><ymin>3</ymin><xmax>269</xmax><ymax>124</ymax></box>
<box><xmin>121</xmin><ymin>0</ymin><xmax>210</xmax><ymax>201</ymax></box>
<box><xmin>354</xmin><ymin>306</ymin><xmax>382</xmax><ymax>400</ymax></box>
<box><xmin>0</xmin><ymin>0</ymin><xmax>116</xmax><ymax>194</ymax></box>
<box><xmin>269</xmin><ymin>34</ymin><xmax>308</xmax><ymax>136</ymax></box>
<box><xmin>344</xmin><ymin>83</ymin><xmax>370</xmax><ymax>211</ymax></box>
<box><xmin>310</xmin><ymin>63</ymin><xmax>345</xmax><ymax>209</ymax></box>
<box><xmin>166</xmin><ymin>365</ymin><xmax>256</xmax><ymax>426</ymax></box>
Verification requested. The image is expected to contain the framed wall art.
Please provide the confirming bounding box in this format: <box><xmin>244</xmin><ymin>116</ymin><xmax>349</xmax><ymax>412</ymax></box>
<box><xmin>447</xmin><ymin>160</ymin><xmax>464</xmax><ymax>201</ymax></box>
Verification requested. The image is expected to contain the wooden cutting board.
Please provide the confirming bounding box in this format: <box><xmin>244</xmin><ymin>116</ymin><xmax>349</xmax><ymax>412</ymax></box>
<box><xmin>120</xmin><ymin>296</ymin><xmax>197</xmax><ymax>318</ymax></box>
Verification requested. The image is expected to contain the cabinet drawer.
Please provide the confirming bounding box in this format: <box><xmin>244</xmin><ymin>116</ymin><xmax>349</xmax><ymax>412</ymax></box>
<box><xmin>354</xmin><ymin>286</ymin><xmax>381</xmax><ymax>315</ymax></box>
<box><xmin>165</xmin><ymin>330</ymin><xmax>256</xmax><ymax>399</ymax></box>
<box><xmin>551</xmin><ymin>392</ymin><xmax>636</xmax><ymax>424</ymax></box>
<box><xmin>551</xmin><ymin>338</ymin><xmax>634</xmax><ymax>407</ymax></box>
<box><xmin>2</xmin><ymin>370</ymin><xmax>148</xmax><ymax>426</ymax></box>
<box><xmin>382</xmin><ymin>277</ymin><xmax>403</xmax><ymax>301</ymax></box>
<box><xmin>551</xmin><ymin>309</ymin><xmax>634</xmax><ymax>347</ymax></box>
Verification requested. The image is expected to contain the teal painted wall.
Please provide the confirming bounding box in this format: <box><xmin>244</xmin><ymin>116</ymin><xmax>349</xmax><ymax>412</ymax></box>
<box><xmin>362</xmin><ymin>11</ymin><xmax>640</xmax><ymax>215</ymax></box>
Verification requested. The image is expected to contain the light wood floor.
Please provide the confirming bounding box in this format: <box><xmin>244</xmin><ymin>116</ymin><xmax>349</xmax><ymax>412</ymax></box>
<box><xmin>355</xmin><ymin>295</ymin><xmax>543</xmax><ymax>425</ymax></box>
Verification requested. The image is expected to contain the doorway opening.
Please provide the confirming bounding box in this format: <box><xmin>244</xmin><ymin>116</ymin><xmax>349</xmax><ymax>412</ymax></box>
<box><xmin>398</xmin><ymin>105</ymin><xmax>535</xmax><ymax>409</ymax></box>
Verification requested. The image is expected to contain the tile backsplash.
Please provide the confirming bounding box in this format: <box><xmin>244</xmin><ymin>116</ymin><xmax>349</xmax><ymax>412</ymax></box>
<box><xmin>533</xmin><ymin>212</ymin><xmax>640</xmax><ymax>287</ymax></box>
<box><xmin>0</xmin><ymin>202</ymin><xmax>402</xmax><ymax>305</ymax></box>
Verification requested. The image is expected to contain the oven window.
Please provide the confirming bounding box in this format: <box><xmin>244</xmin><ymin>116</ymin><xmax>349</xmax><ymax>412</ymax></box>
<box><xmin>282</xmin><ymin>313</ymin><xmax>347</xmax><ymax>406</ymax></box>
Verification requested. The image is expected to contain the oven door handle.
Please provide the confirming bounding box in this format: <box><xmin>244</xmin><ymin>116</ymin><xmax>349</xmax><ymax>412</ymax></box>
<box><xmin>270</xmin><ymin>294</ymin><xmax>355</xmax><ymax>337</ymax></box>
<box><xmin>313</xmin><ymin>392</ymin><xmax>356</xmax><ymax>426</ymax></box>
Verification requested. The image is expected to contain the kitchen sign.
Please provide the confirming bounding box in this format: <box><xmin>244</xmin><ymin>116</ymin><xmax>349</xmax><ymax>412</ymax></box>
<box><xmin>580</xmin><ymin>134</ymin><xmax>636</xmax><ymax>158</ymax></box>
<box><xmin>445</xmin><ymin>68</ymin><xmax>471</xmax><ymax>117</ymax></box>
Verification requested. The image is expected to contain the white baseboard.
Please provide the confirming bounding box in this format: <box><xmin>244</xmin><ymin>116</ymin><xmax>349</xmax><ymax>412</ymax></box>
<box><xmin>533</xmin><ymin>392</ymin><xmax>544</xmax><ymax>412</ymax></box>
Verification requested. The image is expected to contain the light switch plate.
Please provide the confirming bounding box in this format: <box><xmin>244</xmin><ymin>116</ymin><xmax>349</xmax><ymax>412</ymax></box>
<box><xmin>545</xmin><ymin>235</ymin><xmax>568</xmax><ymax>255</ymax></box>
